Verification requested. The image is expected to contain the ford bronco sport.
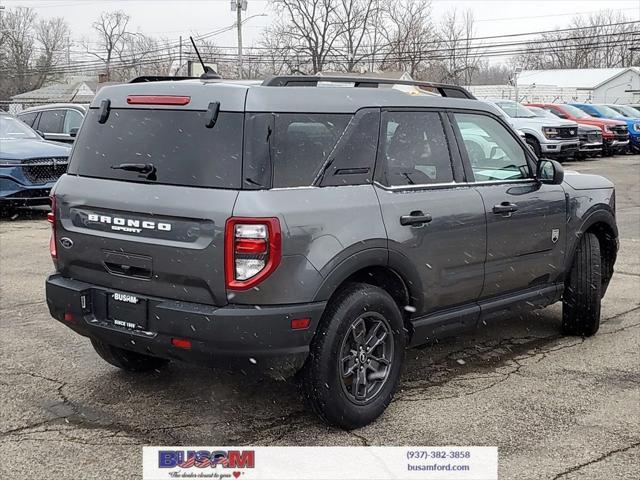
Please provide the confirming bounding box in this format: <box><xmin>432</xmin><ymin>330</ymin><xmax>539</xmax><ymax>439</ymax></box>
<box><xmin>46</xmin><ymin>75</ymin><xmax>618</xmax><ymax>429</ymax></box>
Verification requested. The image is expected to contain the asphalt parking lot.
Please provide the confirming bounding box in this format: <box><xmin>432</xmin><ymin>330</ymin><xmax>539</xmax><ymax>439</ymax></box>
<box><xmin>1</xmin><ymin>155</ymin><xmax>638</xmax><ymax>480</ymax></box>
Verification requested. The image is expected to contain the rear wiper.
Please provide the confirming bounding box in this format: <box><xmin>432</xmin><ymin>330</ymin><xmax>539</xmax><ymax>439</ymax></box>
<box><xmin>111</xmin><ymin>163</ymin><xmax>157</xmax><ymax>180</ymax></box>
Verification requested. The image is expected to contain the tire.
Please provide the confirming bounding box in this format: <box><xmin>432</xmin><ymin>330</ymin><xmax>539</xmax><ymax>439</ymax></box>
<box><xmin>301</xmin><ymin>283</ymin><xmax>405</xmax><ymax>429</ymax></box>
<box><xmin>527</xmin><ymin>137</ymin><xmax>542</xmax><ymax>158</ymax></box>
<box><xmin>90</xmin><ymin>338</ymin><xmax>169</xmax><ymax>372</ymax></box>
<box><xmin>562</xmin><ymin>232</ymin><xmax>602</xmax><ymax>336</ymax></box>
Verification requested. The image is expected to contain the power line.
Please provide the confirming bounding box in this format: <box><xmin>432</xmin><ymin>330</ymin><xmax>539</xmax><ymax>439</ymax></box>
<box><xmin>1</xmin><ymin>18</ymin><xmax>638</xmax><ymax>78</ymax></box>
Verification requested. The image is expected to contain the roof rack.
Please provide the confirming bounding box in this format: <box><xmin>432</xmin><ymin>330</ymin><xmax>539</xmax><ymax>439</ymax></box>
<box><xmin>129</xmin><ymin>76</ymin><xmax>198</xmax><ymax>84</ymax></box>
<box><xmin>262</xmin><ymin>75</ymin><xmax>476</xmax><ymax>100</ymax></box>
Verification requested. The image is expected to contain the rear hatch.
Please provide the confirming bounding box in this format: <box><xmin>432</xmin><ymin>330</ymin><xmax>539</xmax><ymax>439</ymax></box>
<box><xmin>53</xmin><ymin>82</ymin><xmax>248</xmax><ymax>306</ymax></box>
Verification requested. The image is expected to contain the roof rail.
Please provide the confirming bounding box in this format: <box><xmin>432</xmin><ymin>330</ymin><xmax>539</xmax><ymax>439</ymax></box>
<box><xmin>129</xmin><ymin>76</ymin><xmax>198</xmax><ymax>84</ymax></box>
<box><xmin>262</xmin><ymin>75</ymin><xmax>476</xmax><ymax>100</ymax></box>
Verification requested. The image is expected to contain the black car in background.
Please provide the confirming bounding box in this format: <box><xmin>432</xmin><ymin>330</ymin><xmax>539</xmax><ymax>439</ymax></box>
<box><xmin>17</xmin><ymin>104</ymin><xmax>87</xmax><ymax>144</ymax></box>
<box><xmin>0</xmin><ymin>113</ymin><xmax>71</xmax><ymax>213</ymax></box>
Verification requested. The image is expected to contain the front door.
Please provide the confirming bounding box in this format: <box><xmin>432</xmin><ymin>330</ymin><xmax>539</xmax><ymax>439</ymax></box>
<box><xmin>375</xmin><ymin>109</ymin><xmax>486</xmax><ymax>316</ymax></box>
<box><xmin>451</xmin><ymin>111</ymin><xmax>566</xmax><ymax>299</ymax></box>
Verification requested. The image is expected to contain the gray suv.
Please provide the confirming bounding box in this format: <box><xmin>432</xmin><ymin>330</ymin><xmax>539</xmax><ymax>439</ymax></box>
<box><xmin>45</xmin><ymin>75</ymin><xmax>618</xmax><ymax>429</ymax></box>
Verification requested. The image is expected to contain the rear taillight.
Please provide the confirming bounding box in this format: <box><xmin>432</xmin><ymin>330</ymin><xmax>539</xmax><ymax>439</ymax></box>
<box><xmin>225</xmin><ymin>217</ymin><xmax>281</xmax><ymax>290</ymax></box>
<box><xmin>48</xmin><ymin>195</ymin><xmax>57</xmax><ymax>259</ymax></box>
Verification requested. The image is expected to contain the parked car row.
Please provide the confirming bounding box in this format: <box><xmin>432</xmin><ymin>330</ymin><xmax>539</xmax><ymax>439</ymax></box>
<box><xmin>483</xmin><ymin>99</ymin><xmax>639</xmax><ymax>160</ymax></box>
<box><xmin>2</xmin><ymin>96</ymin><xmax>639</xmax><ymax>214</ymax></box>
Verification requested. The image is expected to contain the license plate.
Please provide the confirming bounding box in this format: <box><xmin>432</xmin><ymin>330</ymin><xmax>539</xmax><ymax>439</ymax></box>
<box><xmin>107</xmin><ymin>292</ymin><xmax>148</xmax><ymax>330</ymax></box>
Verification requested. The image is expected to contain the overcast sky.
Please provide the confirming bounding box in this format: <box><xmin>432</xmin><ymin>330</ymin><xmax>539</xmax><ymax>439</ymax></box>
<box><xmin>3</xmin><ymin>0</ymin><xmax>640</xmax><ymax>51</ymax></box>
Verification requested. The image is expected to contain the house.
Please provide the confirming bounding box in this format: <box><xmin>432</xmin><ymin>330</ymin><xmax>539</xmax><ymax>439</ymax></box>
<box><xmin>469</xmin><ymin>67</ymin><xmax>640</xmax><ymax>104</ymax></box>
<box><xmin>516</xmin><ymin>67</ymin><xmax>640</xmax><ymax>103</ymax></box>
<box><xmin>8</xmin><ymin>78</ymin><xmax>121</xmax><ymax>114</ymax></box>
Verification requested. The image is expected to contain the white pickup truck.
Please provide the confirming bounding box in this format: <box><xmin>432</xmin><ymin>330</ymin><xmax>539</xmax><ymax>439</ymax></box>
<box><xmin>484</xmin><ymin>99</ymin><xmax>580</xmax><ymax>160</ymax></box>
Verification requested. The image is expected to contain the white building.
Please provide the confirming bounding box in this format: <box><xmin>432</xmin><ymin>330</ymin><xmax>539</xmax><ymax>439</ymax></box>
<box><xmin>469</xmin><ymin>67</ymin><xmax>640</xmax><ymax>104</ymax></box>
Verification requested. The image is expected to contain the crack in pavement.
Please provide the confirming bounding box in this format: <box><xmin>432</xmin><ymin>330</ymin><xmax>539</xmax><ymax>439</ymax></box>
<box><xmin>551</xmin><ymin>441</ymin><xmax>640</xmax><ymax>479</ymax></box>
<box><xmin>2</xmin><ymin>306</ymin><xmax>638</xmax><ymax>445</ymax></box>
<box><xmin>348</xmin><ymin>430</ymin><xmax>371</xmax><ymax>446</ymax></box>
<box><xmin>395</xmin><ymin>307</ymin><xmax>640</xmax><ymax>403</ymax></box>
<box><xmin>615</xmin><ymin>271</ymin><xmax>640</xmax><ymax>277</ymax></box>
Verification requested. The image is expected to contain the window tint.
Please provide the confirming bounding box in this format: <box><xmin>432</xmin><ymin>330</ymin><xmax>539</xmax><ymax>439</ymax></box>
<box><xmin>19</xmin><ymin>112</ymin><xmax>38</xmax><ymax>127</ymax></box>
<box><xmin>454</xmin><ymin>113</ymin><xmax>531</xmax><ymax>182</ymax></box>
<box><xmin>271</xmin><ymin>113</ymin><xmax>351</xmax><ymax>188</ymax></box>
<box><xmin>63</xmin><ymin>109</ymin><xmax>83</xmax><ymax>133</ymax></box>
<box><xmin>320</xmin><ymin>109</ymin><xmax>379</xmax><ymax>187</ymax></box>
<box><xmin>38</xmin><ymin>110</ymin><xmax>64</xmax><ymax>133</ymax></box>
<box><xmin>378</xmin><ymin>111</ymin><xmax>453</xmax><ymax>187</ymax></box>
<box><xmin>69</xmin><ymin>108</ymin><xmax>243</xmax><ymax>188</ymax></box>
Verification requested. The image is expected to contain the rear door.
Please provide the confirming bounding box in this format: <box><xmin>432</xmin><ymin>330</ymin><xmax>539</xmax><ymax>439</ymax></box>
<box><xmin>450</xmin><ymin>111</ymin><xmax>566</xmax><ymax>299</ymax></box>
<box><xmin>56</xmin><ymin>103</ymin><xmax>244</xmax><ymax>306</ymax></box>
<box><xmin>374</xmin><ymin>109</ymin><xmax>486</xmax><ymax>322</ymax></box>
<box><xmin>36</xmin><ymin>109</ymin><xmax>65</xmax><ymax>141</ymax></box>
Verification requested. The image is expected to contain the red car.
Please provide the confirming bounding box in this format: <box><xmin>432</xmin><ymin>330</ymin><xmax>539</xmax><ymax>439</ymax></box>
<box><xmin>526</xmin><ymin>103</ymin><xmax>629</xmax><ymax>155</ymax></box>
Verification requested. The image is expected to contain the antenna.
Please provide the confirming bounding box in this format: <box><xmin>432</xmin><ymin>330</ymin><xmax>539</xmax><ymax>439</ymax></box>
<box><xmin>189</xmin><ymin>36</ymin><xmax>221</xmax><ymax>80</ymax></box>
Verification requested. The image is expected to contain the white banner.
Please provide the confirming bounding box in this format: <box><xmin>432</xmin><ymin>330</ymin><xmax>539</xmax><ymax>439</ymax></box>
<box><xmin>142</xmin><ymin>446</ymin><xmax>498</xmax><ymax>480</ymax></box>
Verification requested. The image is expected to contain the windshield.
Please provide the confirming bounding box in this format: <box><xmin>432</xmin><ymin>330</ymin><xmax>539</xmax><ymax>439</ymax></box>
<box><xmin>495</xmin><ymin>102</ymin><xmax>537</xmax><ymax>118</ymax></box>
<box><xmin>595</xmin><ymin>105</ymin><xmax>624</xmax><ymax>118</ymax></box>
<box><xmin>0</xmin><ymin>115</ymin><xmax>39</xmax><ymax>140</ymax></box>
<box><xmin>528</xmin><ymin>107</ymin><xmax>557</xmax><ymax>119</ymax></box>
<box><xmin>610</xmin><ymin>105</ymin><xmax>640</xmax><ymax>118</ymax></box>
<box><xmin>562</xmin><ymin>104</ymin><xmax>592</xmax><ymax>119</ymax></box>
<box><xmin>69</xmin><ymin>108</ymin><xmax>244</xmax><ymax>188</ymax></box>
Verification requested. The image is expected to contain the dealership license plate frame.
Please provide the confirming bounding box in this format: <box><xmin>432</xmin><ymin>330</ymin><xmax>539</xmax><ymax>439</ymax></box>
<box><xmin>107</xmin><ymin>292</ymin><xmax>148</xmax><ymax>330</ymax></box>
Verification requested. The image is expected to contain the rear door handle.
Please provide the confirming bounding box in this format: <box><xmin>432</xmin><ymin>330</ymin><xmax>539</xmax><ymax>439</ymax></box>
<box><xmin>400</xmin><ymin>211</ymin><xmax>432</xmax><ymax>226</ymax></box>
<box><xmin>492</xmin><ymin>202</ymin><xmax>519</xmax><ymax>215</ymax></box>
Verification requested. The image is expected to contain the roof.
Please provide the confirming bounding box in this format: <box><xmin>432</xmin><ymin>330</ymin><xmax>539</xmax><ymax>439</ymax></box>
<box><xmin>11</xmin><ymin>80</ymin><xmax>98</xmax><ymax>103</ymax></box>
<box><xmin>91</xmin><ymin>78</ymin><xmax>493</xmax><ymax>115</ymax></box>
<box><xmin>517</xmin><ymin>67</ymin><xmax>640</xmax><ymax>89</ymax></box>
<box><xmin>20</xmin><ymin>103</ymin><xmax>89</xmax><ymax>113</ymax></box>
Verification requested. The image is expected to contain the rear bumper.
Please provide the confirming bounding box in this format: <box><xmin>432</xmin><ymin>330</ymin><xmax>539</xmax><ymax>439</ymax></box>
<box><xmin>46</xmin><ymin>274</ymin><xmax>326</xmax><ymax>365</ymax></box>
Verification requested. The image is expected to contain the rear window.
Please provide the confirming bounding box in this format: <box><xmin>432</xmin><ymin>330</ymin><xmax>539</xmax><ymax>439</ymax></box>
<box><xmin>271</xmin><ymin>114</ymin><xmax>351</xmax><ymax>188</ymax></box>
<box><xmin>68</xmin><ymin>108</ymin><xmax>243</xmax><ymax>188</ymax></box>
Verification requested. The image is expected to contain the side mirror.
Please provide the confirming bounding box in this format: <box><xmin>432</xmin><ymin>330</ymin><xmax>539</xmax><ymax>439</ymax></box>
<box><xmin>537</xmin><ymin>159</ymin><xmax>564</xmax><ymax>185</ymax></box>
<box><xmin>70</xmin><ymin>128</ymin><xmax>79</xmax><ymax>137</ymax></box>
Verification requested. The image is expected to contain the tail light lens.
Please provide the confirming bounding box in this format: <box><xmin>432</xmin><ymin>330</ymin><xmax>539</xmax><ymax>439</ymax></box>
<box><xmin>225</xmin><ymin>217</ymin><xmax>281</xmax><ymax>290</ymax></box>
<box><xmin>48</xmin><ymin>195</ymin><xmax>57</xmax><ymax>259</ymax></box>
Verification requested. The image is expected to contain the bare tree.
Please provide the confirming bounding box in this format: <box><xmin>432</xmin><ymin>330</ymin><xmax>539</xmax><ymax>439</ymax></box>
<box><xmin>84</xmin><ymin>10</ymin><xmax>130</xmax><ymax>80</ymax></box>
<box><xmin>515</xmin><ymin>11</ymin><xmax>638</xmax><ymax>69</ymax></box>
<box><xmin>271</xmin><ymin>0</ymin><xmax>343</xmax><ymax>74</ymax></box>
<box><xmin>334</xmin><ymin>0</ymin><xmax>380</xmax><ymax>72</ymax></box>
<box><xmin>1</xmin><ymin>7</ymin><xmax>37</xmax><ymax>95</ymax></box>
<box><xmin>34</xmin><ymin>17</ymin><xmax>70</xmax><ymax>89</ymax></box>
<box><xmin>437</xmin><ymin>9</ymin><xmax>480</xmax><ymax>85</ymax></box>
<box><xmin>379</xmin><ymin>0</ymin><xmax>434</xmax><ymax>78</ymax></box>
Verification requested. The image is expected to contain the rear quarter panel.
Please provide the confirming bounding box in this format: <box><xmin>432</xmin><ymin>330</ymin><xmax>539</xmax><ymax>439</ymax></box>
<box><xmin>230</xmin><ymin>185</ymin><xmax>387</xmax><ymax>305</ymax></box>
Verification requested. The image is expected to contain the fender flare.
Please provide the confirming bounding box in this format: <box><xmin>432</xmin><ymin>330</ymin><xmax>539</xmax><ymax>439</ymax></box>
<box><xmin>312</xmin><ymin>248</ymin><xmax>425</xmax><ymax>314</ymax></box>
<box><xmin>564</xmin><ymin>207</ymin><xmax>618</xmax><ymax>275</ymax></box>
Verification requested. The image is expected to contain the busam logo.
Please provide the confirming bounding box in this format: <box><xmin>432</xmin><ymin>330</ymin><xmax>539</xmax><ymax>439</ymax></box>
<box><xmin>159</xmin><ymin>450</ymin><xmax>255</xmax><ymax>470</ymax></box>
<box><xmin>87</xmin><ymin>213</ymin><xmax>172</xmax><ymax>234</ymax></box>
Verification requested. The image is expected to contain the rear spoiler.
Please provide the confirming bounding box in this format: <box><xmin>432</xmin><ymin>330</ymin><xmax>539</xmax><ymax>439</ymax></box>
<box><xmin>129</xmin><ymin>76</ymin><xmax>198</xmax><ymax>83</ymax></box>
<box><xmin>262</xmin><ymin>75</ymin><xmax>476</xmax><ymax>100</ymax></box>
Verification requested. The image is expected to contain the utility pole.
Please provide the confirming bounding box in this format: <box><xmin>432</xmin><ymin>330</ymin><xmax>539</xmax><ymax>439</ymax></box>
<box><xmin>179</xmin><ymin>35</ymin><xmax>182</xmax><ymax>75</ymax></box>
<box><xmin>232</xmin><ymin>0</ymin><xmax>247</xmax><ymax>79</ymax></box>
